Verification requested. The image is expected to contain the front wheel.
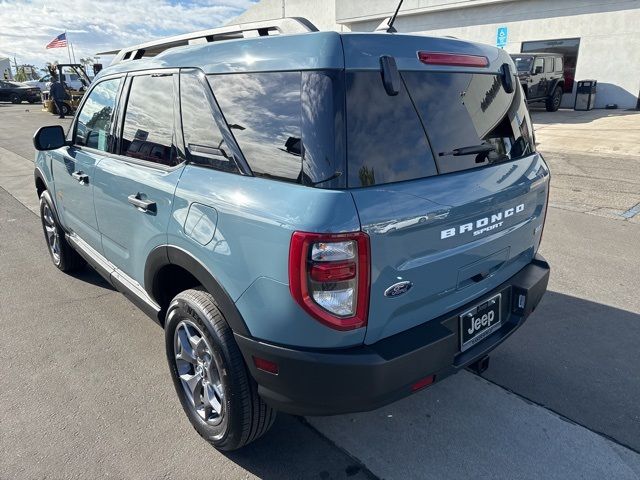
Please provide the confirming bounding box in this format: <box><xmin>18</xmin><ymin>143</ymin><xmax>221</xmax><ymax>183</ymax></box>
<box><xmin>165</xmin><ymin>289</ymin><xmax>276</xmax><ymax>451</ymax></box>
<box><xmin>546</xmin><ymin>86</ymin><xmax>563</xmax><ymax>112</ymax></box>
<box><xmin>39</xmin><ymin>190</ymin><xmax>85</xmax><ymax>272</ymax></box>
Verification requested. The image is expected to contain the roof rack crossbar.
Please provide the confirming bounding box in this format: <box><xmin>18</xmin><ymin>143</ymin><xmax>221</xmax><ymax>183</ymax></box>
<box><xmin>101</xmin><ymin>17</ymin><xmax>318</xmax><ymax>65</ymax></box>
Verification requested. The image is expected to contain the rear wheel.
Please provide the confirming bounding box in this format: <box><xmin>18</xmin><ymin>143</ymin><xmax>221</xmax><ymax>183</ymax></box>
<box><xmin>39</xmin><ymin>190</ymin><xmax>85</xmax><ymax>272</ymax></box>
<box><xmin>546</xmin><ymin>86</ymin><xmax>563</xmax><ymax>112</ymax></box>
<box><xmin>165</xmin><ymin>289</ymin><xmax>275</xmax><ymax>451</ymax></box>
<box><xmin>10</xmin><ymin>93</ymin><xmax>21</xmax><ymax>104</ymax></box>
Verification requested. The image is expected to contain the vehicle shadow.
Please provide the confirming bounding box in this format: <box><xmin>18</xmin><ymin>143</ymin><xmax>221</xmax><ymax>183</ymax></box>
<box><xmin>485</xmin><ymin>290</ymin><xmax>640</xmax><ymax>452</ymax></box>
<box><xmin>223</xmin><ymin>414</ymin><xmax>373</xmax><ymax>479</ymax></box>
<box><xmin>228</xmin><ymin>291</ymin><xmax>640</xmax><ymax>479</ymax></box>
<box><xmin>69</xmin><ymin>265</ymin><xmax>115</xmax><ymax>291</ymax></box>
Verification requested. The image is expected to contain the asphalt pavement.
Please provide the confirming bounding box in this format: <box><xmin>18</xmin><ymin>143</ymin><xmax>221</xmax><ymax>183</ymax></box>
<box><xmin>0</xmin><ymin>103</ymin><xmax>639</xmax><ymax>479</ymax></box>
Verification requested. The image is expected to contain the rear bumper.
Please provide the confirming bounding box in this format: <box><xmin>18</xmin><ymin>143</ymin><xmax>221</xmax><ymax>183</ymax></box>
<box><xmin>235</xmin><ymin>254</ymin><xmax>550</xmax><ymax>416</ymax></box>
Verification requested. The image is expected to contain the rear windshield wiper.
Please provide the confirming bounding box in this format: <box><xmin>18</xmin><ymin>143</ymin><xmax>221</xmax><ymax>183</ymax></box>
<box><xmin>439</xmin><ymin>144</ymin><xmax>496</xmax><ymax>157</ymax></box>
<box><xmin>439</xmin><ymin>143</ymin><xmax>507</xmax><ymax>164</ymax></box>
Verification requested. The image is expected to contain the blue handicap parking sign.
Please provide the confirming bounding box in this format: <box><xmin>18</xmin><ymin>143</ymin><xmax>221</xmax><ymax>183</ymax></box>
<box><xmin>496</xmin><ymin>26</ymin><xmax>508</xmax><ymax>48</ymax></box>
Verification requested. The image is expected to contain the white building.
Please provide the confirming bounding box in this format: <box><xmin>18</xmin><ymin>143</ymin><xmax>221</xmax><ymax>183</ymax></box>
<box><xmin>232</xmin><ymin>0</ymin><xmax>640</xmax><ymax>109</ymax></box>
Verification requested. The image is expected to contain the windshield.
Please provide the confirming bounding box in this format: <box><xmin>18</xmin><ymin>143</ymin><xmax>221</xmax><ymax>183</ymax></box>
<box><xmin>513</xmin><ymin>56</ymin><xmax>533</xmax><ymax>72</ymax></box>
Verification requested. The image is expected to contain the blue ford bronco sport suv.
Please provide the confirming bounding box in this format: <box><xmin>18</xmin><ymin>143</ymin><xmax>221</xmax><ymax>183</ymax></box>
<box><xmin>33</xmin><ymin>18</ymin><xmax>550</xmax><ymax>450</ymax></box>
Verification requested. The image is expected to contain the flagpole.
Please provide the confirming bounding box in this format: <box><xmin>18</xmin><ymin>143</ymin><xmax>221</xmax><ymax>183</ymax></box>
<box><xmin>70</xmin><ymin>42</ymin><xmax>77</xmax><ymax>64</ymax></box>
<box><xmin>65</xmin><ymin>31</ymin><xmax>72</xmax><ymax>63</ymax></box>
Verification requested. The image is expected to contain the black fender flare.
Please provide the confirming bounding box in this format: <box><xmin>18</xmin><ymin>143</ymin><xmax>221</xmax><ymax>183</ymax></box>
<box><xmin>34</xmin><ymin>166</ymin><xmax>48</xmax><ymax>193</ymax></box>
<box><xmin>144</xmin><ymin>245</ymin><xmax>250</xmax><ymax>336</ymax></box>
<box><xmin>548</xmin><ymin>79</ymin><xmax>564</xmax><ymax>97</ymax></box>
<box><xmin>34</xmin><ymin>167</ymin><xmax>63</xmax><ymax>221</ymax></box>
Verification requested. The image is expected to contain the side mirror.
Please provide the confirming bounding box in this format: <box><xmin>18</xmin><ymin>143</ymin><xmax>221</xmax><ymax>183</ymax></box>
<box><xmin>33</xmin><ymin>125</ymin><xmax>67</xmax><ymax>151</ymax></box>
<box><xmin>534</xmin><ymin>66</ymin><xmax>543</xmax><ymax>75</ymax></box>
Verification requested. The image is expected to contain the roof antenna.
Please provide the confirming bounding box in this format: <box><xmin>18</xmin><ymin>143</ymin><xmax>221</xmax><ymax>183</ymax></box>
<box><xmin>375</xmin><ymin>0</ymin><xmax>404</xmax><ymax>33</ymax></box>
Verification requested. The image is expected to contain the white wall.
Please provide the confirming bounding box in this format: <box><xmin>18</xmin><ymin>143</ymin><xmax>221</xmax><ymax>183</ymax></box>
<box><xmin>231</xmin><ymin>0</ymin><xmax>344</xmax><ymax>32</ymax></box>
<box><xmin>347</xmin><ymin>0</ymin><xmax>640</xmax><ymax>109</ymax></box>
<box><xmin>231</xmin><ymin>0</ymin><xmax>640</xmax><ymax>108</ymax></box>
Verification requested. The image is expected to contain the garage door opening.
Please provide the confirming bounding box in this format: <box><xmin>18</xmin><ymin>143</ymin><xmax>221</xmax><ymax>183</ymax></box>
<box><xmin>521</xmin><ymin>38</ymin><xmax>580</xmax><ymax>94</ymax></box>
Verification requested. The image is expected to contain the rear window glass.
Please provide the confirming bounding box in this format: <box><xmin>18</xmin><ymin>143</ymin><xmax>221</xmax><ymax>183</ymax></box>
<box><xmin>208</xmin><ymin>72</ymin><xmax>302</xmax><ymax>183</ymax></box>
<box><xmin>121</xmin><ymin>74</ymin><xmax>178</xmax><ymax>166</ymax></box>
<box><xmin>555</xmin><ymin>57</ymin><xmax>564</xmax><ymax>72</ymax></box>
<box><xmin>402</xmin><ymin>71</ymin><xmax>535</xmax><ymax>175</ymax></box>
<box><xmin>345</xmin><ymin>72</ymin><xmax>437</xmax><ymax>187</ymax></box>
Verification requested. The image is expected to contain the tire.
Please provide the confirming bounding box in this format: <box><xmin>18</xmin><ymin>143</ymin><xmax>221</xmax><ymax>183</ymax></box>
<box><xmin>39</xmin><ymin>190</ymin><xmax>85</xmax><ymax>272</ymax></box>
<box><xmin>28</xmin><ymin>99</ymin><xmax>36</xmax><ymax>104</ymax></box>
<box><xmin>165</xmin><ymin>289</ymin><xmax>276</xmax><ymax>451</ymax></box>
<box><xmin>546</xmin><ymin>85</ymin><xmax>563</xmax><ymax>112</ymax></box>
<box><xmin>10</xmin><ymin>93</ymin><xmax>21</xmax><ymax>104</ymax></box>
<box><xmin>52</xmin><ymin>103</ymin><xmax>70</xmax><ymax>116</ymax></box>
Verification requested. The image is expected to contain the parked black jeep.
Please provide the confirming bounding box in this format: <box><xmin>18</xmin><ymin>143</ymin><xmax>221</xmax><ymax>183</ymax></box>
<box><xmin>511</xmin><ymin>53</ymin><xmax>565</xmax><ymax>112</ymax></box>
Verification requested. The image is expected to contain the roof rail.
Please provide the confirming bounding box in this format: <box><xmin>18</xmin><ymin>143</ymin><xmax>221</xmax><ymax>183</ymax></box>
<box><xmin>99</xmin><ymin>17</ymin><xmax>318</xmax><ymax>65</ymax></box>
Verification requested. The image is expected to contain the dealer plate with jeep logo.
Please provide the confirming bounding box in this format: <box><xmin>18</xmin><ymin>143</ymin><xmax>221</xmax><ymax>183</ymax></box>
<box><xmin>460</xmin><ymin>293</ymin><xmax>502</xmax><ymax>352</ymax></box>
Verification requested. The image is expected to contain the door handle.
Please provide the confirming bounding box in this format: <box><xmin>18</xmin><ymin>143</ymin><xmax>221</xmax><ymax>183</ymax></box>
<box><xmin>127</xmin><ymin>193</ymin><xmax>156</xmax><ymax>213</ymax></box>
<box><xmin>71</xmin><ymin>171</ymin><xmax>89</xmax><ymax>185</ymax></box>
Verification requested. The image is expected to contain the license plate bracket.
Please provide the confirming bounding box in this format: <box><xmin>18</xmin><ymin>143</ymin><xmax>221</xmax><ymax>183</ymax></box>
<box><xmin>459</xmin><ymin>293</ymin><xmax>502</xmax><ymax>352</ymax></box>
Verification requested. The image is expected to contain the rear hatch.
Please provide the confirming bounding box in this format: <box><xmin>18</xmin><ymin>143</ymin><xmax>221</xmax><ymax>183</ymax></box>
<box><xmin>341</xmin><ymin>34</ymin><xmax>550</xmax><ymax>344</ymax></box>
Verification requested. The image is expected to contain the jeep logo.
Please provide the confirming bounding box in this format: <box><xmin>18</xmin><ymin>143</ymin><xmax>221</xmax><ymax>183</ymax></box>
<box><xmin>440</xmin><ymin>204</ymin><xmax>525</xmax><ymax>239</ymax></box>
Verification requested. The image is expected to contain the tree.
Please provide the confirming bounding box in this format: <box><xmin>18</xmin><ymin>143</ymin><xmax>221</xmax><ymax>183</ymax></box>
<box><xmin>15</xmin><ymin>67</ymin><xmax>27</xmax><ymax>82</ymax></box>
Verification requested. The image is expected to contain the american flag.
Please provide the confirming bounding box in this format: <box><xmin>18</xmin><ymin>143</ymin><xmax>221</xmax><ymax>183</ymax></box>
<box><xmin>46</xmin><ymin>33</ymin><xmax>67</xmax><ymax>49</ymax></box>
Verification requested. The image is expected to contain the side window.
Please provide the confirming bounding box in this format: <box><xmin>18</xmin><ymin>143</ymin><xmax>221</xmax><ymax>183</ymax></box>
<box><xmin>180</xmin><ymin>74</ymin><xmax>238</xmax><ymax>174</ymax></box>
<box><xmin>544</xmin><ymin>58</ymin><xmax>553</xmax><ymax>73</ymax></box>
<box><xmin>121</xmin><ymin>74</ymin><xmax>178</xmax><ymax>166</ymax></box>
<box><xmin>533</xmin><ymin>58</ymin><xmax>544</xmax><ymax>73</ymax></box>
<box><xmin>208</xmin><ymin>72</ymin><xmax>302</xmax><ymax>183</ymax></box>
<box><xmin>555</xmin><ymin>57</ymin><xmax>564</xmax><ymax>73</ymax></box>
<box><xmin>74</xmin><ymin>78</ymin><xmax>121</xmax><ymax>151</ymax></box>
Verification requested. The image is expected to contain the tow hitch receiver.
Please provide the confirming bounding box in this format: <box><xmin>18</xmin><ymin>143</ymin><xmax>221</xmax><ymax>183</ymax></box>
<box><xmin>468</xmin><ymin>355</ymin><xmax>490</xmax><ymax>375</ymax></box>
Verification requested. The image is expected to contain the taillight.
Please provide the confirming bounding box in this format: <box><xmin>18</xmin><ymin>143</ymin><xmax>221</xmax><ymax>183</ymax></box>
<box><xmin>537</xmin><ymin>178</ymin><xmax>551</xmax><ymax>250</ymax></box>
<box><xmin>289</xmin><ymin>231</ymin><xmax>370</xmax><ymax>331</ymax></box>
<box><xmin>418</xmin><ymin>51</ymin><xmax>489</xmax><ymax>68</ymax></box>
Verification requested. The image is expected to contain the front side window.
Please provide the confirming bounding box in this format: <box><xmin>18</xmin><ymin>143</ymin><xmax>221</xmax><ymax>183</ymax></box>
<box><xmin>74</xmin><ymin>77</ymin><xmax>121</xmax><ymax>151</ymax></box>
<box><xmin>180</xmin><ymin>74</ymin><xmax>238</xmax><ymax>174</ymax></box>
<box><xmin>208</xmin><ymin>72</ymin><xmax>302</xmax><ymax>183</ymax></box>
<box><xmin>121</xmin><ymin>74</ymin><xmax>178</xmax><ymax>166</ymax></box>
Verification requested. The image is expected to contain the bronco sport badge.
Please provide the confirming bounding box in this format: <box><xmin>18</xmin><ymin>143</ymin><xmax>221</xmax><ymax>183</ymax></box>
<box><xmin>440</xmin><ymin>203</ymin><xmax>525</xmax><ymax>239</ymax></box>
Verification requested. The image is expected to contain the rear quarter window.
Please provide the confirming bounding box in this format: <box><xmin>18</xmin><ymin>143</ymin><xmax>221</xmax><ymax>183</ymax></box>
<box><xmin>208</xmin><ymin>72</ymin><xmax>302</xmax><ymax>183</ymax></box>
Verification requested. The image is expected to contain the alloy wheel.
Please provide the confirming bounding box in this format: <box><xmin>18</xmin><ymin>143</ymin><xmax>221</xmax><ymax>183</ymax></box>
<box><xmin>42</xmin><ymin>203</ymin><xmax>61</xmax><ymax>264</ymax></box>
<box><xmin>174</xmin><ymin>320</ymin><xmax>224</xmax><ymax>424</ymax></box>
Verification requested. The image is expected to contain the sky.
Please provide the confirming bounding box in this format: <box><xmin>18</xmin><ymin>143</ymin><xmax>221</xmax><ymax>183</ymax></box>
<box><xmin>0</xmin><ymin>0</ymin><xmax>258</xmax><ymax>72</ymax></box>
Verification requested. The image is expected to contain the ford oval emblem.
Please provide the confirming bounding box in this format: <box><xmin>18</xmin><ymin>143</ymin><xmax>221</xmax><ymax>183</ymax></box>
<box><xmin>384</xmin><ymin>281</ymin><xmax>413</xmax><ymax>297</ymax></box>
